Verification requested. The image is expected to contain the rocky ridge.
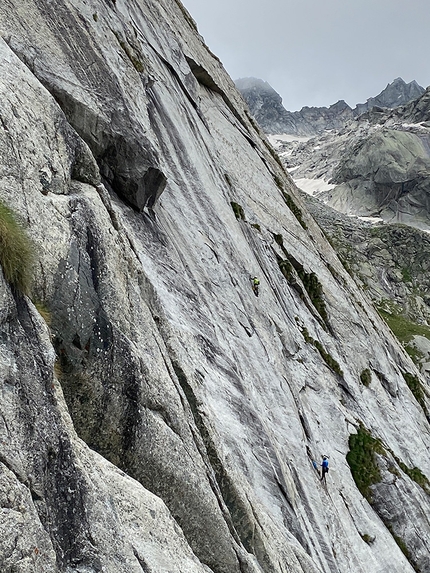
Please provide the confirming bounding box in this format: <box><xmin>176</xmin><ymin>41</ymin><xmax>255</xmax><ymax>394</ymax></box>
<box><xmin>0</xmin><ymin>2</ymin><xmax>429</xmax><ymax>573</ymax></box>
<box><xmin>235</xmin><ymin>77</ymin><xmax>354</xmax><ymax>136</ymax></box>
<box><xmin>355</xmin><ymin>77</ymin><xmax>425</xmax><ymax>115</ymax></box>
<box><xmin>236</xmin><ymin>76</ymin><xmax>424</xmax><ymax>136</ymax></box>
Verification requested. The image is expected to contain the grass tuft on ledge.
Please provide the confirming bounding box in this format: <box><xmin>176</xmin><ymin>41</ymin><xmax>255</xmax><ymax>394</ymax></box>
<box><xmin>0</xmin><ymin>200</ymin><xmax>33</xmax><ymax>295</ymax></box>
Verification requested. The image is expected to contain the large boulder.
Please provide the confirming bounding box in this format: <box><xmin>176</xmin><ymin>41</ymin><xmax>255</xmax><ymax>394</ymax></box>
<box><xmin>327</xmin><ymin>129</ymin><xmax>430</xmax><ymax>225</ymax></box>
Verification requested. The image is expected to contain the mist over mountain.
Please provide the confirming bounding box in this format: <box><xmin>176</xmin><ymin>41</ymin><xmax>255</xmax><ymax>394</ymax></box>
<box><xmin>0</xmin><ymin>2</ymin><xmax>430</xmax><ymax>573</ymax></box>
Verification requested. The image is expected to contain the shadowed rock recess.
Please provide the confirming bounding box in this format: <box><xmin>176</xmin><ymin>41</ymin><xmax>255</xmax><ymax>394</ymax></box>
<box><xmin>0</xmin><ymin>1</ymin><xmax>430</xmax><ymax>572</ymax></box>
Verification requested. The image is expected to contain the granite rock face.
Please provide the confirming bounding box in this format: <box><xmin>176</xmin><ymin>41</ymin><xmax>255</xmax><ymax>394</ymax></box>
<box><xmin>0</xmin><ymin>265</ymin><xmax>213</xmax><ymax>573</ymax></box>
<box><xmin>328</xmin><ymin>127</ymin><xmax>430</xmax><ymax>227</ymax></box>
<box><xmin>0</xmin><ymin>2</ymin><xmax>430</xmax><ymax>573</ymax></box>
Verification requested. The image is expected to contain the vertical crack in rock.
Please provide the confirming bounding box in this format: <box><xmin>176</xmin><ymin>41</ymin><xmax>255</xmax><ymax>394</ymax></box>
<box><xmin>5</xmin><ymin>296</ymin><xmax>103</xmax><ymax>571</ymax></box>
<box><xmin>171</xmin><ymin>362</ymin><xmax>244</xmax><ymax>546</ymax></box>
<box><xmin>185</xmin><ymin>56</ymin><xmax>258</xmax><ymax>148</ymax></box>
<box><xmin>43</xmin><ymin>436</ymin><xmax>102</xmax><ymax>572</ymax></box>
<box><xmin>289</xmin><ymin>464</ymin><xmax>338</xmax><ymax>572</ymax></box>
<box><xmin>171</xmin><ymin>360</ymin><xmax>307</xmax><ymax>573</ymax></box>
<box><xmin>132</xmin><ymin>547</ymin><xmax>152</xmax><ymax>573</ymax></box>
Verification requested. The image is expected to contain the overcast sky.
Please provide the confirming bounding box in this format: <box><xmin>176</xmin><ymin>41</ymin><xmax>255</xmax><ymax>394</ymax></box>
<box><xmin>181</xmin><ymin>0</ymin><xmax>430</xmax><ymax>111</ymax></box>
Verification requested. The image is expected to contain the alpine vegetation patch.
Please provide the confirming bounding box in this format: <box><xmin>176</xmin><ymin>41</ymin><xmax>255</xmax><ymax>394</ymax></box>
<box><xmin>301</xmin><ymin>327</ymin><xmax>343</xmax><ymax>376</ymax></box>
<box><xmin>346</xmin><ymin>424</ymin><xmax>385</xmax><ymax>503</ymax></box>
<box><xmin>402</xmin><ymin>371</ymin><xmax>429</xmax><ymax>419</ymax></box>
<box><xmin>281</xmin><ymin>191</ymin><xmax>307</xmax><ymax>229</ymax></box>
<box><xmin>231</xmin><ymin>201</ymin><xmax>245</xmax><ymax>220</ymax></box>
<box><xmin>34</xmin><ymin>300</ymin><xmax>52</xmax><ymax>326</ymax></box>
<box><xmin>0</xmin><ymin>200</ymin><xmax>33</xmax><ymax>295</ymax></box>
<box><xmin>360</xmin><ymin>368</ymin><xmax>372</xmax><ymax>386</ymax></box>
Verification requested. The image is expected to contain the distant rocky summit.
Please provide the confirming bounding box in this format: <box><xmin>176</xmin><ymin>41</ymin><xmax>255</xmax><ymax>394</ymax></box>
<box><xmin>235</xmin><ymin>77</ymin><xmax>354</xmax><ymax>135</ymax></box>
<box><xmin>236</xmin><ymin>76</ymin><xmax>425</xmax><ymax>136</ymax></box>
<box><xmin>355</xmin><ymin>77</ymin><xmax>425</xmax><ymax>115</ymax></box>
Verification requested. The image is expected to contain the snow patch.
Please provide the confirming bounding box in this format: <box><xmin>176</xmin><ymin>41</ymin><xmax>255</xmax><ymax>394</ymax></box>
<box><xmin>401</xmin><ymin>122</ymin><xmax>429</xmax><ymax>130</ymax></box>
<box><xmin>293</xmin><ymin>177</ymin><xmax>336</xmax><ymax>196</ymax></box>
<box><xmin>268</xmin><ymin>134</ymin><xmax>312</xmax><ymax>146</ymax></box>
<box><xmin>357</xmin><ymin>216</ymin><xmax>384</xmax><ymax>224</ymax></box>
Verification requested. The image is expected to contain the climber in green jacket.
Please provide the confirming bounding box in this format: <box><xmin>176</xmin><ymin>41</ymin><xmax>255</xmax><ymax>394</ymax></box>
<box><xmin>251</xmin><ymin>276</ymin><xmax>260</xmax><ymax>297</ymax></box>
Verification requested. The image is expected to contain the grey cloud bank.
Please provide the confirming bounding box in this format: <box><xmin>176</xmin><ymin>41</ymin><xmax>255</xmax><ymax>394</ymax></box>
<box><xmin>181</xmin><ymin>0</ymin><xmax>430</xmax><ymax>111</ymax></box>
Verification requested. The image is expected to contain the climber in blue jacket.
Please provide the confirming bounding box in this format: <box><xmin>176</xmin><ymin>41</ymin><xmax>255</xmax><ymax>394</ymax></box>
<box><xmin>320</xmin><ymin>455</ymin><xmax>329</xmax><ymax>482</ymax></box>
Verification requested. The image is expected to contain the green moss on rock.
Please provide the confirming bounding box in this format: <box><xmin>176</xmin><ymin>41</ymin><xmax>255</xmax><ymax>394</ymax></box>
<box><xmin>297</xmin><ymin>270</ymin><xmax>328</xmax><ymax>324</ymax></box>
<box><xmin>360</xmin><ymin>533</ymin><xmax>375</xmax><ymax>544</ymax></box>
<box><xmin>346</xmin><ymin>425</ymin><xmax>385</xmax><ymax>502</ymax></box>
<box><xmin>273</xmin><ymin>236</ymin><xmax>329</xmax><ymax>328</ymax></box>
<box><xmin>386</xmin><ymin>524</ymin><xmax>419</xmax><ymax>571</ymax></box>
<box><xmin>113</xmin><ymin>31</ymin><xmax>146</xmax><ymax>73</ymax></box>
<box><xmin>231</xmin><ymin>201</ymin><xmax>245</xmax><ymax>220</ymax></box>
<box><xmin>281</xmin><ymin>191</ymin><xmax>307</xmax><ymax>229</ymax></box>
<box><xmin>360</xmin><ymin>368</ymin><xmax>372</xmax><ymax>386</ymax></box>
<box><xmin>402</xmin><ymin>371</ymin><xmax>428</xmax><ymax>418</ymax></box>
<box><xmin>277</xmin><ymin>257</ymin><xmax>294</xmax><ymax>282</ymax></box>
<box><xmin>397</xmin><ymin>459</ymin><xmax>430</xmax><ymax>494</ymax></box>
<box><xmin>301</xmin><ymin>328</ymin><xmax>343</xmax><ymax>376</ymax></box>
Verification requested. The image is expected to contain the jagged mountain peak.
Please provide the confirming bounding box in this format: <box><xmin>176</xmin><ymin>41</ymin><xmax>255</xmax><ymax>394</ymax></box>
<box><xmin>355</xmin><ymin>77</ymin><xmax>425</xmax><ymax>114</ymax></box>
<box><xmin>388</xmin><ymin>77</ymin><xmax>423</xmax><ymax>91</ymax></box>
<box><xmin>235</xmin><ymin>77</ymin><xmax>355</xmax><ymax>135</ymax></box>
<box><xmin>329</xmin><ymin>99</ymin><xmax>350</xmax><ymax>110</ymax></box>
